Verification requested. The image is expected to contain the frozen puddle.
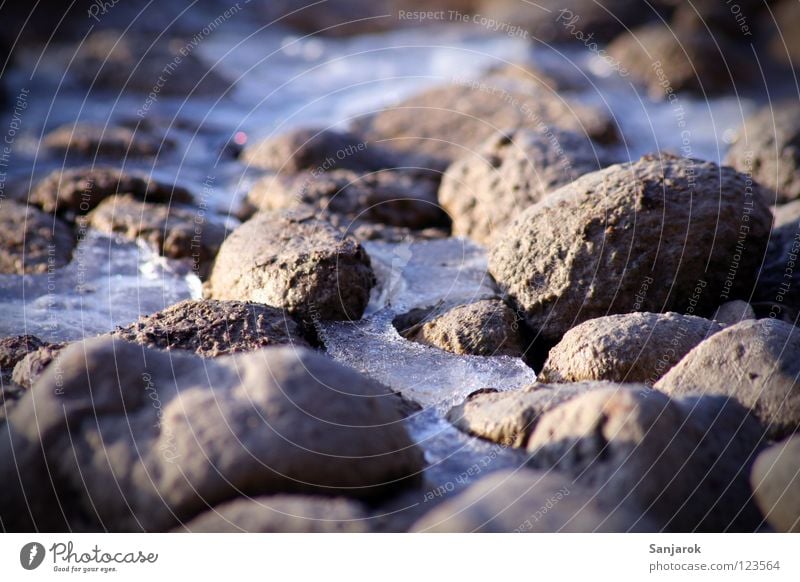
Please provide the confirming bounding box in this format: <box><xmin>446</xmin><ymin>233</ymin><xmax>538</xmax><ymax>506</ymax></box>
<box><xmin>319</xmin><ymin>238</ymin><xmax>537</xmax><ymax>494</ymax></box>
<box><xmin>0</xmin><ymin>231</ymin><xmax>201</xmax><ymax>343</ymax></box>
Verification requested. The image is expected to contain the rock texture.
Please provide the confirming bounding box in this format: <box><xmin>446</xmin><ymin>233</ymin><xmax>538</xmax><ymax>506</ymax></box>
<box><xmin>29</xmin><ymin>166</ymin><xmax>193</xmax><ymax>216</ymax></box>
<box><xmin>527</xmin><ymin>387</ymin><xmax>765</xmax><ymax>531</ymax></box>
<box><xmin>489</xmin><ymin>154</ymin><xmax>772</xmax><ymax>344</ymax></box>
<box><xmin>0</xmin><ymin>200</ymin><xmax>74</xmax><ymax>274</ymax></box>
<box><xmin>750</xmin><ymin>436</ymin><xmax>800</xmax><ymax>533</ymax></box>
<box><xmin>207</xmin><ymin>209</ymin><xmax>375</xmax><ymax>321</ymax></box>
<box><xmin>412</xmin><ymin>468</ymin><xmax>652</xmax><ymax>532</ymax></box>
<box><xmin>11</xmin><ymin>342</ymin><xmax>65</xmax><ymax>390</ymax></box>
<box><xmin>400</xmin><ymin>299</ymin><xmax>524</xmax><ymax>357</ymax></box>
<box><xmin>712</xmin><ymin>300</ymin><xmax>756</xmax><ymax>326</ymax></box>
<box><xmin>113</xmin><ymin>299</ymin><xmax>309</xmax><ymax>357</ymax></box>
<box><xmin>655</xmin><ymin>319</ymin><xmax>800</xmax><ymax>439</ymax></box>
<box><xmin>44</xmin><ymin>123</ymin><xmax>169</xmax><ymax>159</ymax></box>
<box><xmin>351</xmin><ymin>82</ymin><xmax>619</xmax><ymax>166</ymax></box>
<box><xmin>538</xmin><ymin>312</ymin><xmax>724</xmax><ymax>385</ymax></box>
<box><xmin>177</xmin><ymin>495</ymin><xmax>370</xmax><ymax>532</ymax></box>
<box><xmin>0</xmin><ymin>338</ymin><xmax>423</xmax><ymax>531</ymax></box>
<box><xmin>725</xmin><ymin>102</ymin><xmax>800</xmax><ymax>204</ymax></box>
<box><xmin>447</xmin><ymin>382</ymin><xmax>600</xmax><ymax>447</ymax></box>
<box><xmin>439</xmin><ymin>127</ymin><xmax>614</xmax><ymax>244</ymax></box>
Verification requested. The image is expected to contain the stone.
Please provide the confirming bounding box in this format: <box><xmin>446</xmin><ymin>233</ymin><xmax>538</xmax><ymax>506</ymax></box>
<box><xmin>112</xmin><ymin>299</ymin><xmax>309</xmax><ymax>357</ymax></box>
<box><xmin>527</xmin><ymin>387</ymin><xmax>765</xmax><ymax>531</ymax></box>
<box><xmin>86</xmin><ymin>194</ymin><xmax>228</xmax><ymax>278</ymax></box>
<box><xmin>655</xmin><ymin>319</ymin><xmax>800</xmax><ymax>440</ymax></box>
<box><xmin>768</xmin><ymin>0</ymin><xmax>800</xmax><ymax>69</ymax></box>
<box><xmin>351</xmin><ymin>81</ymin><xmax>619</xmax><ymax>166</ymax></box>
<box><xmin>29</xmin><ymin>166</ymin><xmax>193</xmax><ymax>216</ymax></box>
<box><xmin>0</xmin><ymin>200</ymin><xmax>74</xmax><ymax>274</ymax></box>
<box><xmin>207</xmin><ymin>209</ymin><xmax>375</xmax><ymax>321</ymax></box>
<box><xmin>750</xmin><ymin>436</ymin><xmax>800</xmax><ymax>532</ymax></box>
<box><xmin>439</xmin><ymin>127</ymin><xmax>615</xmax><ymax>244</ymax></box>
<box><xmin>753</xmin><ymin>203</ymin><xmax>800</xmax><ymax>322</ymax></box>
<box><xmin>485</xmin><ymin>60</ymin><xmax>589</xmax><ymax>93</ymax></box>
<box><xmin>0</xmin><ymin>337</ymin><xmax>423</xmax><ymax>531</ymax></box>
<box><xmin>241</xmin><ymin>127</ymin><xmax>399</xmax><ymax>174</ymax></box>
<box><xmin>447</xmin><ymin>382</ymin><xmax>600</xmax><ymax>447</ymax></box>
<box><xmin>43</xmin><ymin>123</ymin><xmax>170</xmax><ymax>159</ymax></box>
<box><xmin>246</xmin><ymin>168</ymin><xmax>446</xmax><ymax>230</ymax></box>
<box><xmin>539</xmin><ymin>312</ymin><xmax>724</xmax><ymax>385</ymax></box>
<box><xmin>489</xmin><ymin>154</ymin><xmax>772</xmax><ymax>344</ymax></box>
<box><xmin>11</xmin><ymin>342</ymin><xmax>65</xmax><ymax>390</ymax></box>
<box><xmin>176</xmin><ymin>495</ymin><xmax>370</xmax><ymax>532</ymax></box>
<box><xmin>712</xmin><ymin>300</ymin><xmax>756</xmax><ymax>326</ymax></box>
<box><xmin>400</xmin><ymin>299</ymin><xmax>524</xmax><ymax>357</ymax></box>
<box><xmin>412</xmin><ymin>468</ymin><xmax>653</xmax><ymax>532</ymax></box>
<box><xmin>725</xmin><ymin>102</ymin><xmax>800</xmax><ymax>204</ymax></box>
<box><xmin>0</xmin><ymin>335</ymin><xmax>46</xmax><ymax>378</ymax></box>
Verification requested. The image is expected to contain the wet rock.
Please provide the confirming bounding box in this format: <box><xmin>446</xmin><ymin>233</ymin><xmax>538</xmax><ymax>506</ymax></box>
<box><xmin>539</xmin><ymin>313</ymin><xmax>724</xmax><ymax>385</ymax></box>
<box><xmin>11</xmin><ymin>342</ymin><xmax>65</xmax><ymax>390</ymax></box>
<box><xmin>86</xmin><ymin>194</ymin><xmax>228</xmax><ymax>278</ymax></box>
<box><xmin>489</xmin><ymin>154</ymin><xmax>772</xmax><ymax>344</ymax></box>
<box><xmin>351</xmin><ymin>81</ymin><xmax>619</xmax><ymax>166</ymax></box>
<box><xmin>485</xmin><ymin>60</ymin><xmax>589</xmax><ymax>93</ymax></box>
<box><xmin>29</xmin><ymin>166</ymin><xmax>193</xmax><ymax>216</ymax></box>
<box><xmin>713</xmin><ymin>300</ymin><xmax>756</xmax><ymax>326</ymax></box>
<box><xmin>750</xmin><ymin>436</ymin><xmax>800</xmax><ymax>532</ymax></box>
<box><xmin>400</xmin><ymin>299</ymin><xmax>524</xmax><ymax>358</ymax></box>
<box><xmin>75</xmin><ymin>30</ymin><xmax>232</xmax><ymax>96</ymax></box>
<box><xmin>527</xmin><ymin>387</ymin><xmax>765</xmax><ymax>531</ymax></box>
<box><xmin>0</xmin><ymin>200</ymin><xmax>75</xmax><ymax>274</ymax></box>
<box><xmin>241</xmin><ymin>127</ymin><xmax>399</xmax><ymax>174</ymax></box>
<box><xmin>342</xmin><ymin>222</ymin><xmax>449</xmax><ymax>244</ymax></box>
<box><xmin>177</xmin><ymin>495</ymin><xmax>370</xmax><ymax>532</ymax></box>
<box><xmin>207</xmin><ymin>209</ymin><xmax>375</xmax><ymax>321</ymax></box>
<box><xmin>725</xmin><ymin>102</ymin><xmax>800</xmax><ymax>204</ymax></box>
<box><xmin>655</xmin><ymin>319</ymin><xmax>800</xmax><ymax>439</ymax></box>
<box><xmin>0</xmin><ymin>337</ymin><xmax>423</xmax><ymax>531</ymax></box>
<box><xmin>447</xmin><ymin>382</ymin><xmax>599</xmax><ymax>447</ymax></box>
<box><xmin>412</xmin><ymin>468</ymin><xmax>652</xmax><ymax>532</ymax></box>
<box><xmin>0</xmin><ymin>335</ymin><xmax>46</xmax><ymax>378</ymax></box>
<box><xmin>113</xmin><ymin>299</ymin><xmax>309</xmax><ymax>357</ymax></box>
<box><xmin>43</xmin><ymin>123</ymin><xmax>170</xmax><ymax>159</ymax></box>
<box><xmin>439</xmin><ymin>127</ymin><xmax>614</xmax><ymax>244</ymax></box>
<box><xmin>608</xmin><ymin>23</ymin><xmax>753</xmax><ymax>98</ymax></box>
<box><xmin>246</xmin><ymin>168</ymin><xmax>446</xmax><ymax>230</ymax></box>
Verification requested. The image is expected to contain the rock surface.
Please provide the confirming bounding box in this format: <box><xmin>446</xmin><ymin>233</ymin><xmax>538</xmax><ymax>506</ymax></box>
<box><xmin>527</xmin><ymin>387</ymin><xmax>765</xmax><ymax>531</ymax></box>
<box><xmin>113</xmin><ymin>299</ymin><xmax>309</xmax><ymax>357</ymax></box>
<box><xmin>655</xmin><ymin>319</ymin><xmax>800</xmax><ymax>439</ymax></box>
<box><xmin>0</xmin><ymin>200</ymin><xmax>75</xmax><ymax>274</ymax></box>
<box><xmin>44</xmin><ymin>123</ymin><xmax>169</xmax><ymax>159</ymax></box>
<box><xmin>712</xmin><ymin>300</ymin><xmax>756</xmax><ymax>326</ymax></box>
<box><xmin>351</xmin><ymin>81</ymin><xmax>619</xmax><ymax>166</ymax></box>
<box><xmin>439</xmin><ymin>127</ymin><xmax>613</xmax><ymax>244</ymax></box>
<box><xmin>0</xmin><ymin>338</ymin><xmax>423</xmax><ymax>531</ymax></box>
<box><xmin>400</xmin><ymin>299</ymin><xmax>524</xmax><ymax>357</ymax></box>
<box><xmin>207</xmin><ymin>209</ymin><xmax>375</xmax><ymax>321</ymax></box>
<box><xmin>177</xmin><ymin>495</ymin><xmax>370</xmax><ymax>532</ymax></box>
<box><xmin>447</xmin><ymin>382</ymin><xmax>599</xmax><ymax>447</ymax></box>
<box><xmin>11</xmin><ymin>342</ymin><xmax>65</xmax><ymax>390</ymax></box>
<box><xmin>412</xmin><ymin>468</ymin><xmax>652</xmax><ymax>532</ymax></box>
<box><xmin>750</xmin><ymin>436</ymin><xmax>800</xmax><ymax>532</ymax></box>
<box><xmin>725</xmin><ymin>102</ymin><xmax>800</xmax><ymax>204</ymax></box>
<box><xmin>489</xmin><ymin>154</ymin><xmax>772</xmax><ymax>344</ymax></box>
<box><xmin>539</xmin><ymin>312</ymin><xmax>724</xmax><ymax>385</ymax></box>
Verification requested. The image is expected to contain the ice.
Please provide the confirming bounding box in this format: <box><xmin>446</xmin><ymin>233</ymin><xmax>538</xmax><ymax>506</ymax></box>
<box><xmin>0</xmin><ymin>231</ymin><xmax>200</xmax><ymax>343</ymax></box>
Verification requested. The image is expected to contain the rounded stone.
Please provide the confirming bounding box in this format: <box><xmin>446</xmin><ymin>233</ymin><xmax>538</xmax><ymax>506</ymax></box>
<box><xmin>0</xmin><ymin>200</ymin><xmax>74</xmax><ymax>274</ymax></box>
<box><xmin>43</xmin><ymin>123</ymin><xmax>169</xmax><ymax>159</ymax></box>
<box><xmin>750</xmin><ymin>436</ymin><xmax>800</xmax><ymax>532</ymax></box>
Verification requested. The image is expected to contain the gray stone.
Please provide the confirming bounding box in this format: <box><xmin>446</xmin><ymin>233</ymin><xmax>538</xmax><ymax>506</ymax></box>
<box><xmin>489</xmin><ymin>154</ymin><xmax>772</xmax><ymax>344</ymax></box>
<box><xmin>655</xmin><ymin>319</ymin><xmax>800</xmax><ymax>440</ymax></box>
<box><xmin>712</xmin><ymin>300</ymin><xmax>756</xmax><ymax>326</ymax></box>
<box><xmin>750</xmin><ymin>436</ymin><xmax>800</xmax><ymax>532</ymax></box>
<box><xmin>207</xmin><ymin>209</ymin><xmax>375</xmax><ymax>321</ymax></box>
<box><xmin>539</xmin><ymin>312</ymin><xmax>723</xmax><ymax>385</ymax></box>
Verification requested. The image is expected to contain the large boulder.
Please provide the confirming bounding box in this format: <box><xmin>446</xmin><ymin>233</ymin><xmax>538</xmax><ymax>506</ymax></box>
<box><xmin>113</xmin><ymin>299</ymin><xmax>309</xmax><ymax>357</ymax></box>
<box><xmin>207</xmin><ymin>209</ymin><xmax>375</xmax><ymax>321</ymax></box>
<box><xmin>439</xmin><ymin>127</ymin><xmax>614</xmax><ymax>244</ymax></box>
<box><xmin>539</xmin><ymin>312</ymin><xmax>724</xmax><ymax>385</ymax></box>
<box><xmin>412</xmin><ymin>468</ymin><xmax>652</xmax><ymax>532</ymax></box>
<box><xmin>527</xmin><ymin>387</ymin><xmax>765</xmax><ymax>531</ymax></box>
<box><xmin>655</xmin><ymin>319</ymin><xmax>800</xmax><ymax>439</ymax></box>
<box><xmin>0</xmin><ymin>200</ymin><xmax>74</xmax><ymax>274</ymax></box>
<box><xmin>725</xmin><ymin>102</ymin><xmax>800</xmax><ymax>204</ymax></box>
<box><xmin>750</xmin><ymin>436</ymin><xmax>800</xmax><ymax>532</ymax></box>
<box><xmin>0</xmin><ymin>338</ymin><xmax>423</xmax><ymax>531</ymax></box>
<box><xmin>489</xmin><ymin>154</ymin><xmax>772</xmax><ymax>344</ymax></box>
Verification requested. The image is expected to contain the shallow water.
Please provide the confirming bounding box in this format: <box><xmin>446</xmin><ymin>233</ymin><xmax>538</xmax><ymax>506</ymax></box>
<box><xmin>0</xmin><ymin>18</ymin><xmax>769</xmax><ymax>498</ymax></box>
